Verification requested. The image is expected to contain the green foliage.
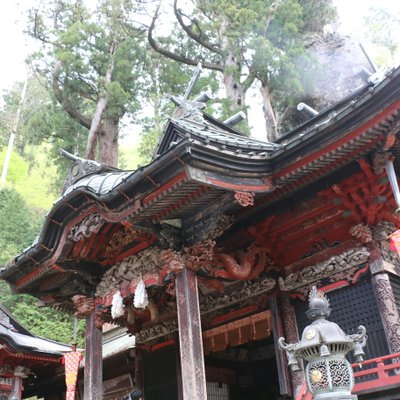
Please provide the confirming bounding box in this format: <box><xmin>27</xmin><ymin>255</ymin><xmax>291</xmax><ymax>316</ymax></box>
<box><xmin>0</xmin><ymin>282</ymin><xmax>85</xmax><ymax>347</ymax></box>
<box><xmin>364</xmin><ymin>5</ymin><xmax>400</xmax><ymax>68</ymax></box>
<box><xmin>150</xmin><ymin>0</ymin><xmax>337</xmax><ymax>136</ymax></box>
<box><xmin>0</xmin><ymin>147</ymin><xmax>58</xmax><ymax>211</ymax></box>
<box><xmin>0</xmin><ymin>187</ymin><xmax>85</xmax><ymax>346</ymax></box>
<box><xmin>137</xmin><ymin>47</ymin><xmax>220</xmax><ymax>161</ymax></box>
<box><xmin>27</xmin><ymin>0</ymin><xmax>147</xmax><ymax>164</ymax></box>
<box><xmin>0</xmin><ymin>188</ymin><xmax>42</xmax><ymax>265</ymax></box>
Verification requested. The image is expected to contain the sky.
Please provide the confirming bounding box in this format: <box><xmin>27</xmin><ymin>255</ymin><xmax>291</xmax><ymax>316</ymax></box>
<box><xmin>0</xmin><ymin>1</ymin><xmax>37</xmax><ymax>94</ymax></box>
<box><xmin>0</xmin><ymin>0</ymin><xmax>399</xmax><ymax>139</ymax></box>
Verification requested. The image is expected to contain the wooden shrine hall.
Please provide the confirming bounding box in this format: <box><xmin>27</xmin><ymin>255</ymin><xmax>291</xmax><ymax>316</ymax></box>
<box><xmin>3</xmin><ymin>64</ymin><xmax>400</xmax><ymax>399</ymax></box>
<box><xmin>0</xmin><ymin>305</ymin><xmax>70</xmax><ymax>399</ymax></box>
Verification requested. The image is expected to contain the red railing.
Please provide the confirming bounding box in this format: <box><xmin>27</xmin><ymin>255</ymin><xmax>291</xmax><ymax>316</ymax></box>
<box><xmin>296</xmin><ymin>353</ymin><xmax>400</xmax><ymax>400</ymax></box>
<box><xmin>352</xmin><ymin>352</ymin><xmax>400</xmax><ymax>393</ymax></box>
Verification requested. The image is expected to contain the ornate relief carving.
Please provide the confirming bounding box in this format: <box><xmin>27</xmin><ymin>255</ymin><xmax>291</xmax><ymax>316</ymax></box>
<box><xmin>72</xmin><ymin>295</ymin><xmax>95</xmax><ymax>318</ymax></box>
<box><xmin>372</xmin><ymin>151</ymin><xmax>393</xmax><ymax>175</ymax></box>
<box><xmin>185</xmin><ymin>240</ymin><xmax>216</xmax><ymax>272</ymax></box>
<box><xmin>372</xmin><ymin>221</ymin><xmax>395</xmax><ymax>239</ymax></box>
<box><xmin>106</xmin><ymin>226</ymin><xmax>154</xmax><ymax>257</ymax></box>
<box><xmin>349</xmin><ymin>224</ymin><xmax>372</xmax><ymax>243</ymax></box>
<box><xmin>199</xmin><ymin>277</ymin><xmax>276</xmax><ymax>314</ymax></box>
<box><xmin>202</xmin><ymin>214</ymin><xmax>234</xmax><ymax>240</ymax></box>
<box><xmin>234</xmin><ymin>191</ymin><xmax>255</xmax><ymax>207</ymax></box>
<box><xmin>96</xmin><ymin>247</ymin><xmax>164</xmax><ymax>296</ymax></box>
<box><xmin>372</xmin><ymin>221</ymin><xmax>400</xmax><ymax>274</ymax></box>
<box><xmin>371</xmin><ymin>273</ymin><xmax>400</xmax><ymax>353</ymax></box>
<box><xmin>69</xmin><ymin>213</ymin><xmax>105</xmax><ymax>242</ymax></box>
<box><xmin>97</xmin><ymin>241</ymin><xmax>272</xmax><ymax>298</ymax></box>
<box><xmin>279</xmin><ymin>247</ymin><xmax>370</xmax><ymax>293</ymax></box>
<box><xmin>62</xmin><ymin>154</ymin><xmax>110</xmax><ymax>193</ymax></box>
<box><xmin>135</xmin><ymin>320</ymin><xmax>178</xmax><ymax>343</ymax></box>
<box><xmin>215</xmin><ymin>244</ymin><xmax>269</xmax><ymax>280</ymax></box>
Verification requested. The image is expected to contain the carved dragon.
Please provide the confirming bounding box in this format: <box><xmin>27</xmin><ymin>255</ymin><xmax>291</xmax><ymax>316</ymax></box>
<box><xmin>215</xmin><ymin>245</ymin><xmax>268</xmax><ymax>280</ymax></box>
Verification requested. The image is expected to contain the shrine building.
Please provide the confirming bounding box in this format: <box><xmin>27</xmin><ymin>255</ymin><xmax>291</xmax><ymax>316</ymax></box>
<box><xmin>2</xmin><ymin>65</ymin><xmax>400</xmax><ymax>399</ymax></box>
<box><xmin>0</xmin><ymin>305</ymin><xmax>70</xmax><ymax>399</ymax></box>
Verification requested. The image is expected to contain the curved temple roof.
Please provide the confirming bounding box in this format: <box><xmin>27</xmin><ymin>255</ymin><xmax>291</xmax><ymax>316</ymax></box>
<box><xmin>2</xmin><ymin>66</ymin><xmax>400</xmax><ymax>305</ymax></box>
<box><xmin>0</xmin><ymin>305</ymin><xmax>70</xmax><ymax>356</ymax></box>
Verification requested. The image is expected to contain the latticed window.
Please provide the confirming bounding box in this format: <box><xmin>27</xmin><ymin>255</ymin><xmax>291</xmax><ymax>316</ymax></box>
<box><xmin>294</xmin><ymin>277</ymin><xmax>389</xmax><ymax>360</ymax></box>
<box><xmin>206</xmin><ymin>382</ymin><xmax>230</xmax><ymax>399</ymax></box>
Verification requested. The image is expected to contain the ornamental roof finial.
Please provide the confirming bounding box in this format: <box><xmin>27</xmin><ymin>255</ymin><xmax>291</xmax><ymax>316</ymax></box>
<box><xmin>306</xmin><ymin>286</ymin><xmax>331</xmax><ymax>320</ymax></box>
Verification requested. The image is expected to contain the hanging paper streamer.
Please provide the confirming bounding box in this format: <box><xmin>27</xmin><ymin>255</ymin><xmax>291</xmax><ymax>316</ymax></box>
<box><xmin>134</xmin><ymin>279</ymin><xmax>149</xmax><ymax>309</ymax></box>
<box><xmin>389</xmin><ymin>229</ymin><xmax>400</xmax><ymax>254</ymax></box>
<box><xmin>64</xmin><ymin>349</ymin><xmax>82</xmax><ymax>400</ymax></box>
<box><xmin>111</xmin><ymin>290</ymin><xmax>125</xmax><ymax>319</ymax></box>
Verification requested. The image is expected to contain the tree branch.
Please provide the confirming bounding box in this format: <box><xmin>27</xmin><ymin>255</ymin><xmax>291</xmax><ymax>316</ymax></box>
<box><xmin>173</xmin><ymin>0</ymin><xmax>222</xmax><ymax>56</ymax></box>
<box><xmin>243</xmin><ymin>74</ymin><xmax>256</xmax><ymax>91</ymax></box>
<box><xmin>148</xmin><ymin>1</ymin><xmax>223</xmax><ymax>72</ymax></box>
<box><xmin>52</xmin><ymin>61</ymin><xmax>92</xmax><ymax>130</ymax></box>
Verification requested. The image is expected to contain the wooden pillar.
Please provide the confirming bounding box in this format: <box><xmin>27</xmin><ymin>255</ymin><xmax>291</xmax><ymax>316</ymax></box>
<box><xmin>175</xmin><ymin>334</ymin><xmax>184</xmax><ymax>400</ymax></box>
<box><xmin>9</xmin><ymin>367</ymin><xmax>28</xmax><ymax>400</ymax></box>
<box><xmin>84</xmin><ymin>308</ymin><xmax>103</xmax><ymax>400</ymax></box>
<box><xmin>134</xmin><ymin>347</ymin><xmax>144</xmax><ymax>392</ymax></box>
<box><xmin>270</xmin><ymin>296</ymin><xmax>292</xmax><ymax>397</ymax></box>
<box><xmin>371</xmin><ymin>272</ymin><xmax>400</xmax><ymax>353</ymax></box>
<box><xmin>176</xmin><ymin>267</ymin><xmax>207</xmax><ymax>400</ymax></box>
<box><xmin>279</xmin><ymin>294</ymin><xmax>305</xmax><ymax>397</ymax></box>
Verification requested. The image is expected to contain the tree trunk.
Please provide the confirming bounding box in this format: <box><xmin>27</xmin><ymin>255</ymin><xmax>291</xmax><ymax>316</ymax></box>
<box><xmin>223</xmin><ymin>53</ymin><xmax>247</xmax><ymax>112</ymax></box>
<box><xmin>260</xmin><ymin>82</ymin><xmax>278</xmax><ymax>142</ymax></box>
<box><xmin>86</xmin><ymin>42</ymin><xmax>117</xmax><ymax>161</ymax></box>
<box><xmin>99</xmin><ymin>117</ymin><xmax>119</xmax><ymax>167</ymax></box>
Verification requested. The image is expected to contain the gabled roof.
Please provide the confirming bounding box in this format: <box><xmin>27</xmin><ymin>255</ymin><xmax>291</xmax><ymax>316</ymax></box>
<box><xmin>0</xmin><ymin>305</ymin><xmax>70</xmax><ymax>356</ymax></box>
<box><xmin>1</xmin><ymin>66</ymin><xmax>400</xmax><ymax>306</ymax></box>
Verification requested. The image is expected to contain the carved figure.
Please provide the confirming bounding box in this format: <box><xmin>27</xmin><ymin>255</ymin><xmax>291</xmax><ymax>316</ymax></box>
<box><xmin>234</xmin><ymin>191</ymin><xmax>255</xmax><ymax>207</ymax></box>
<box><xmin>69</xmin><ymin>213</ymin><xmax>104</xmax><ymax>242</ymax></box>
<box><xmin>71</xmin><ymin>295</ymin><xmax>95</xmax><ymax>318</ymax></box>
<box><xmin>349</xmin><ymin>223</ymin><xmax>372</xmax><ymax>243</ymax></box>
<box><xmin>215</xmin><ymin>245</ymin><xmax>267</xmax><ymax>280</ymax></box>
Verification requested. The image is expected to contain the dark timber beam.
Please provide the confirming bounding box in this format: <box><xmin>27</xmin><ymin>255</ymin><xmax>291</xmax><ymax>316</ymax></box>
<box><xmin>176</xmin><ymin>267</ymin><xmax>207</xmax><ymax>400</ymax></box>
<box><xmin>84</xmin><ymin>308</ymin><xmax>103</xmax><ymax>400</ymax></box>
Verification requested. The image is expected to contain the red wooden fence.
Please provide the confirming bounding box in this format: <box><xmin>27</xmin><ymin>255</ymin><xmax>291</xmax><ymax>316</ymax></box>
<box><xmin>296</xmin><ymin>352</ymin><xmax>400</xmax><ymax>400</ymax></box>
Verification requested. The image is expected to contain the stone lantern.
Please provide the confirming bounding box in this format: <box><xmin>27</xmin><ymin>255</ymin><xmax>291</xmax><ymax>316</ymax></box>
<box><xmin>279</xmin><ymin>287</ymin><xmax>367</xmax><ymax>400</ymax></box>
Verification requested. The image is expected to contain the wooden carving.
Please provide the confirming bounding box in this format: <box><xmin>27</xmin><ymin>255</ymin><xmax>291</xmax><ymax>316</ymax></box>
<box><xmin>349</xmin><ymin>224</ymin><xmax>372</xmax><ymax>243</ymax></box>
<box><xmin>72</xmin><ymin>295</ymin><xmax>95</xmax><ymax>318</ymax></box>
<box><xmin>69</xmin><ymin>213</ymin><xmax>104</xmax><ymax>242</ymax></box>
<box><xmin>234</xmin><ymin>191</ymin><xmax>255</xmax><ymax>207</ymax></box>
<box><xmin>215</xmin><ymin>245</ymin><xmax>268</xmax><ymax>280</ymax></box>
<box><xmin>279</xmin><ymin>247</ymin><xmax>370</xmax><ymax>293</ymax></box>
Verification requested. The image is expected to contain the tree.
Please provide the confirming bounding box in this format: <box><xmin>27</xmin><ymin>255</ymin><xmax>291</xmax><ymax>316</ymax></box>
<box><xmin>364</xmin><ymin>5</ymin><xmax>400</xmax><ymax>68</ymax></box>
<box><xmin>148</xmin><ymin>0</ymin><xmax>336</xmax><ymax>141</ymax></box>
<box><xmin>0</xmin><ymin>187</ymin><xmax>85</xmax><ymax>345</ymax></box>
<box><xmin>0</xmin><ymin>78</ymin><xmax>88</xmax><ymax>190</ymax></box>
<box><xmin>27</xmin><ymin>0</ymin><xmax>146</xmax><ymax>166</ymax></box>
<box><xmin>137</xmin><ymin>48</ymin><xmax>220</xmax><ymax>163</ymax></box>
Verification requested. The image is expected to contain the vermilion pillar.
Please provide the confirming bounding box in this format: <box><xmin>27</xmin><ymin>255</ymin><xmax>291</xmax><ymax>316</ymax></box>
<box><xmin>176</xmin><ymin>267</ymin><xmax>207</xmax><ymax>400</ymax></box>
<box><xmin>84</xmin><ymin>308</ymin><xmax>103</xmax><ymax>400</ymax></box>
